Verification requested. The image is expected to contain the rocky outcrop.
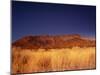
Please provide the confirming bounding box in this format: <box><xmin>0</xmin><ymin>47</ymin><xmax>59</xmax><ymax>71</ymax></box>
<box><xmin>12</xmin><ymin>34</ymin><xmax>96</xmax><ymax>49</ymax></box>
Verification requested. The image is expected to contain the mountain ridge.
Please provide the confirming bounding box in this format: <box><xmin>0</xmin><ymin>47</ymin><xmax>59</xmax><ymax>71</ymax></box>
<box><xmin>12</xmin><ymin>34</ymin><xmax>96</xmax><ymax>49</ymax></box>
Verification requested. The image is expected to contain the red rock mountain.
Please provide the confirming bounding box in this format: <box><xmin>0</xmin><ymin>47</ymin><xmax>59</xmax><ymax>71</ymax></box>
<box><xmin>12</xmin><ymin>34</ymin><xmax>96</xmax><ymax>49</ymax></box>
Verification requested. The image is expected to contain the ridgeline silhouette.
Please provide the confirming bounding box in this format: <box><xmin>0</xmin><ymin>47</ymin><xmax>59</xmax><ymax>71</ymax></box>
<box><xmin>12</xmin><ymin>34</ymin><xmax>95</xmax><ymax>49</ymax></box>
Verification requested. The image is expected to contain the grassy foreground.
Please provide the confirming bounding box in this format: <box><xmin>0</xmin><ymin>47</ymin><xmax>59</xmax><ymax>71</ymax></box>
<box><xmin>12</xmin><ymin>47</ymin><xmax>96</xmax><ymax>74</ymax></box>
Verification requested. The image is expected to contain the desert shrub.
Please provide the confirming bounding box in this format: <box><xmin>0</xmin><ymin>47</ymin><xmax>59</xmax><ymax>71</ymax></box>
<box><xmin>68</xmin><ymin>46</ymin><xmax>72</xmax><ymax>49</ymax></box>
<box><xmin>22</xmin><ymin>55</ymin><xmax>29</xmax><ymax>65</ymax></box>
<box><xmin>37</xmin><ymin>56</ymin><xmax>51</xmax><ymax>71</ymax></box>
<box><xmin>44</xmin><ymin>48</ymin><xmax>49</xmax><ymax>51</ymax></box>
<box><xmin>20</xmin><ymin>55</ymin><xmax>30</xmax><ymax>72</ymax></box>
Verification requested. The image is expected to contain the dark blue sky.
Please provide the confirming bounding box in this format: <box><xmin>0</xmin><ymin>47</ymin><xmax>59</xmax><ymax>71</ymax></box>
<box><xmin>12</xmin><ymin>1</ymin><xmax>96</xmax><ymax>41</ymax></box>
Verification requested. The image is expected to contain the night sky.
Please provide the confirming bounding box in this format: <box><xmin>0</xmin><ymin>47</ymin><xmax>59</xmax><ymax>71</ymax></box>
<box><xmin>12</xmin><ymin>1</ymin><xmax>96</xmax><ymax>41</ymax></box>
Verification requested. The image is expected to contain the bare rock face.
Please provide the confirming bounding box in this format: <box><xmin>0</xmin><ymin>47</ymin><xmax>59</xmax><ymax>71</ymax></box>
<box><xmin>12</xmin><ymin>34</ymin><xmax>96</xmax><ymax>49</ymax></box>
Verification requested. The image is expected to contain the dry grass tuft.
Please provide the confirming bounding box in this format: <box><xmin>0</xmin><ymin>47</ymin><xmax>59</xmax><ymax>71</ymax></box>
<box><xmin>12</xmin><ymin>47</ymin><xmax>96</xmax><ymax>74</ymax></box>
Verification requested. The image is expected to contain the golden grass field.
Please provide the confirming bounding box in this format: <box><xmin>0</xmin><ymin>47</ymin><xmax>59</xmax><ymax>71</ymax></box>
<box><xmin>12</xmin><ymin>47</ymin><xmax>96</xmax><ymax>74</ymax></box>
